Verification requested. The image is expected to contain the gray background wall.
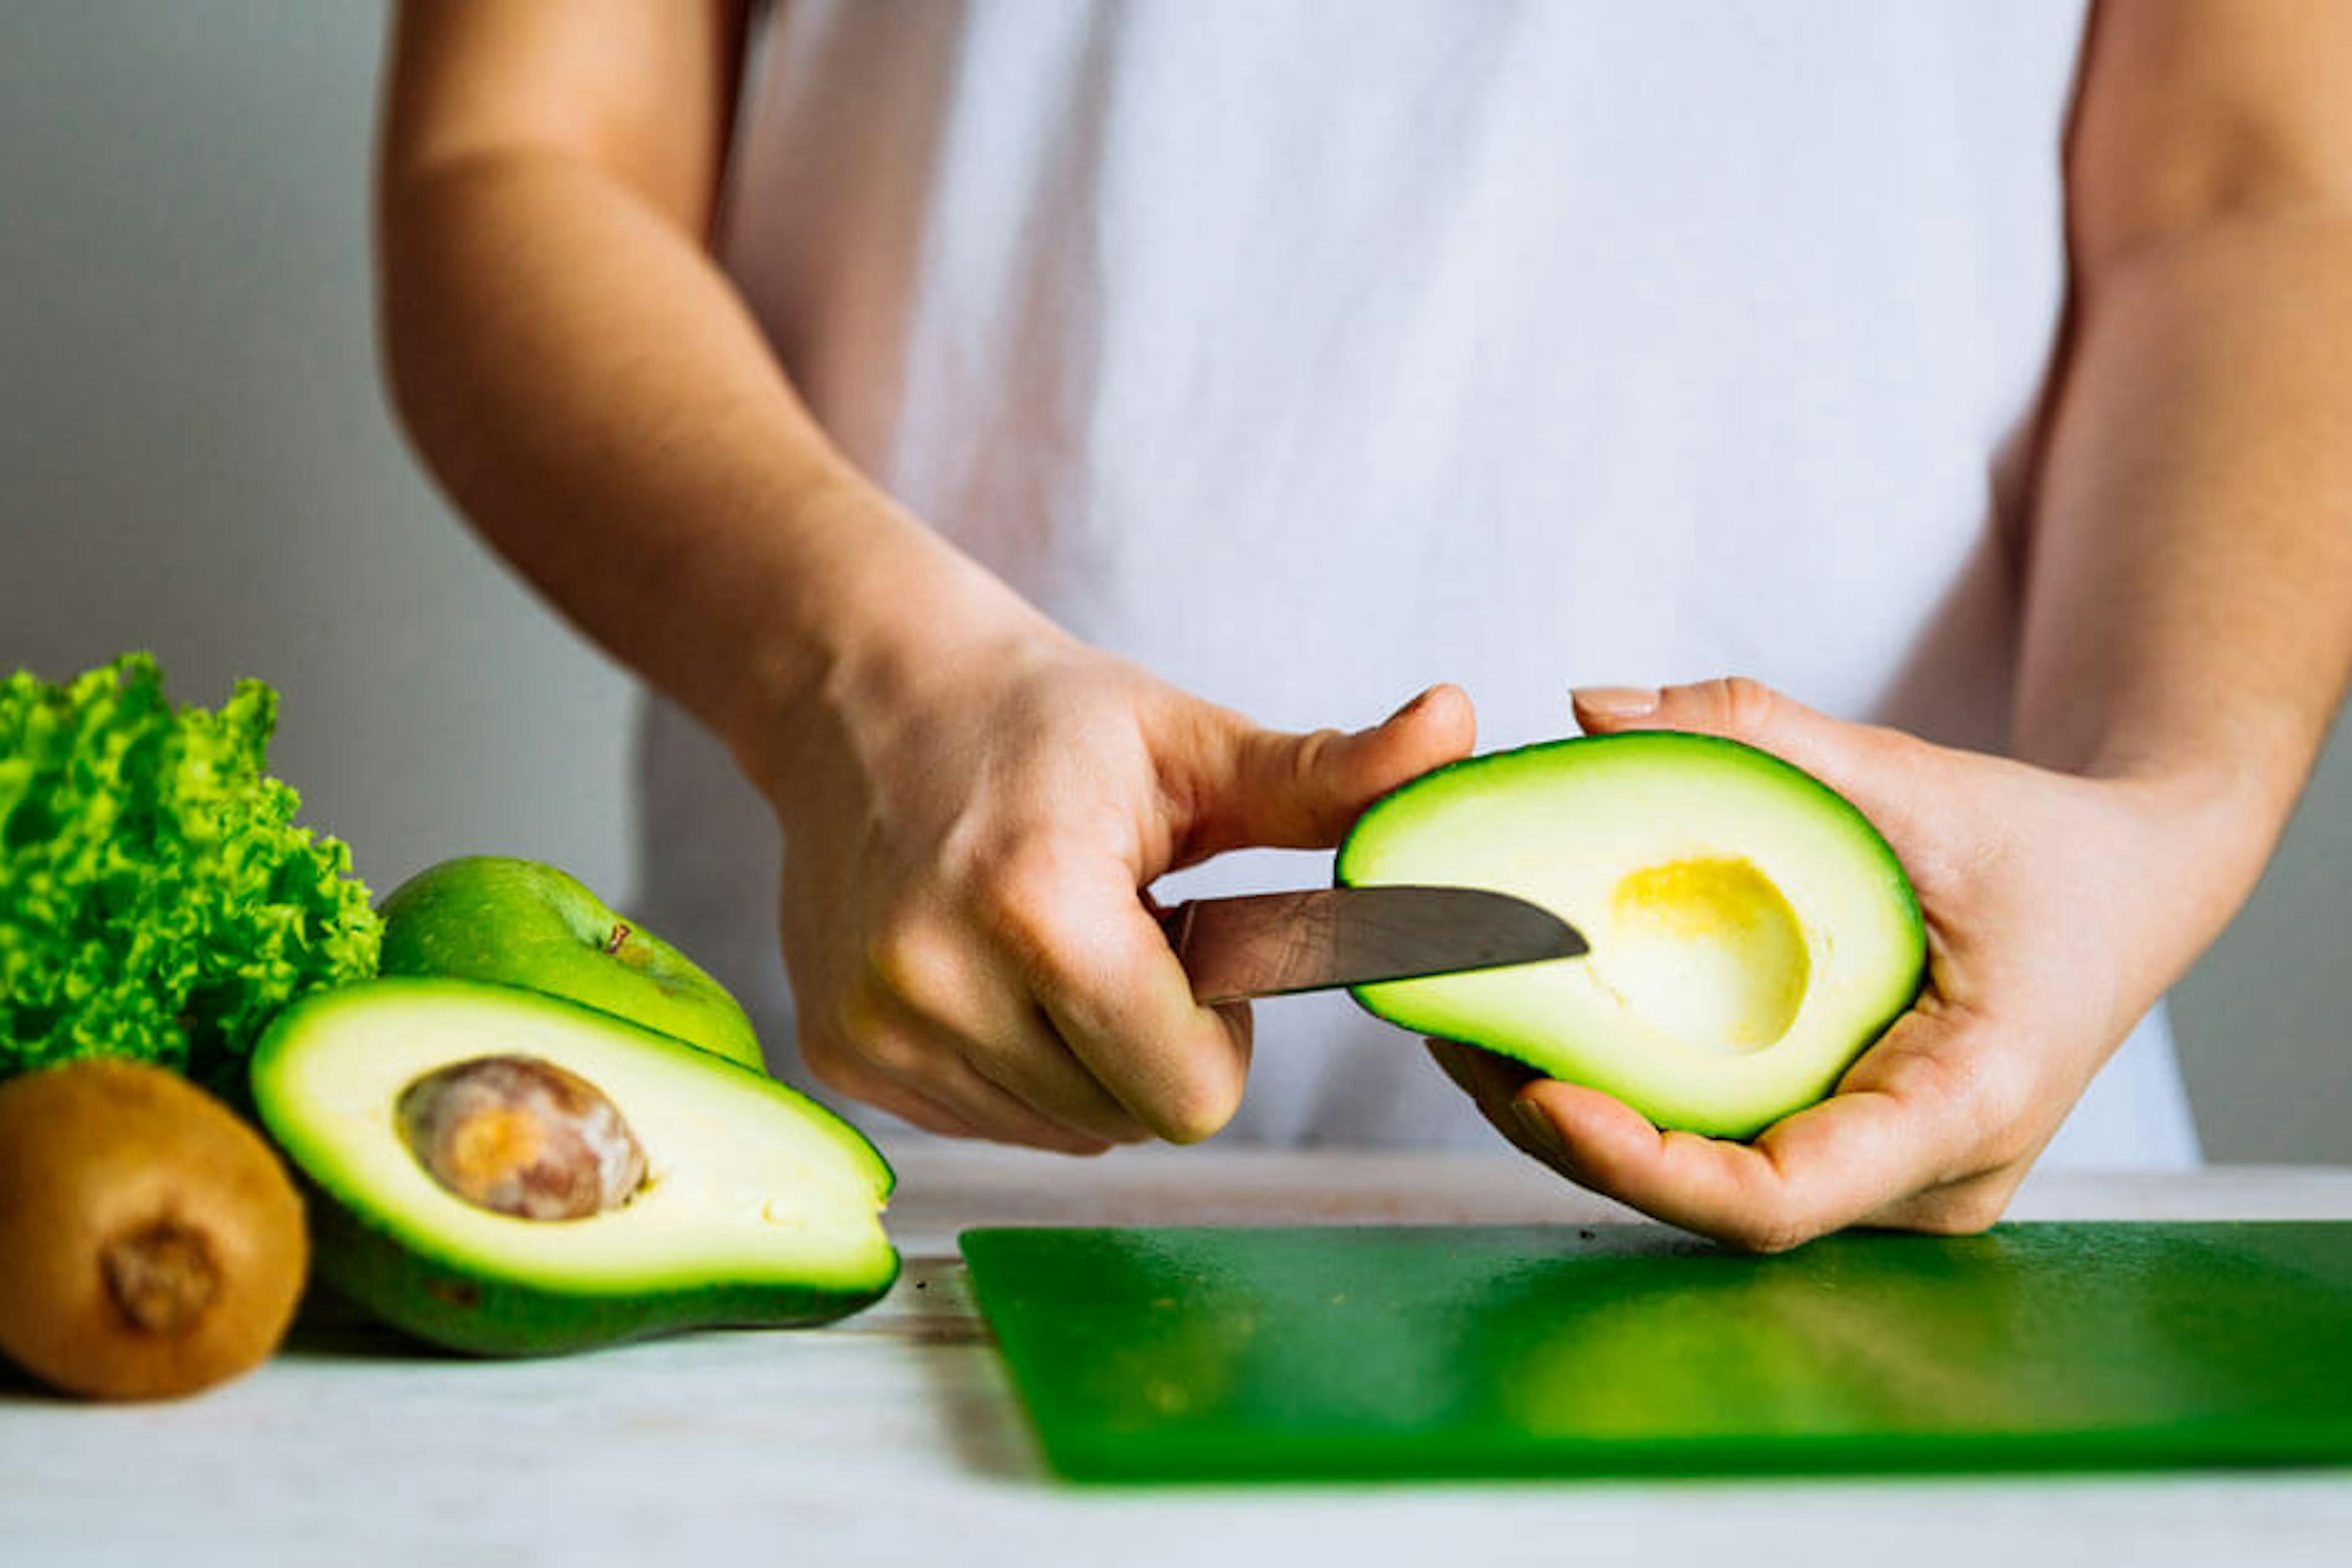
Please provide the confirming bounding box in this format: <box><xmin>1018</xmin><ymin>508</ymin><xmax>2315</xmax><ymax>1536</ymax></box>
<box><xmin>2</xmin><ymin>4</ymin><xmax>2342</xmax><ymax>1161</ymax></box>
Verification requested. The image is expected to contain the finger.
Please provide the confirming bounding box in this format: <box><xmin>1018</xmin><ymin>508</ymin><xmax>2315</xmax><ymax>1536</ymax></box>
<box><xmin>868</xmin><ymin>925</ymin><xmax>1153</xmax><ymax>1144</ymax></box>
<box><xmin>796</xmin><ymin>1031</ymin><xmax>987</xmax><ymax>1142</ymax></box>
<box><xmin>958</xmin><ymin>1014</ymin><xmax>1156</xmax><ymax>1147</ymax></box>
<box><xmin>1844</xmin><ymin>1018</ymin><xmax>2047</xmax><ymax>1234</ymax></box>
<box><xmin>1570</xmin><ymin>676</ymin><xmax>1924</xmax><ymax>837</ymax></box>
<box><xmin>997</xmin><ymin>857</ymin><xmax>1255</xmax><ymax>1143</ymax></box>
<box><xmin>820</xmin><ymin>998</ymin><xmax>1115</xmax><ymax>1155</ymax></box>
<box><xmin>1514</xmin><ymin>1010</ymin><xmax>1976</xmax><ymax>1253</ymax></box>
<box><xmin>1426</xmin><ymin>1038</ymin><xmax>1536</xmax><ymax>1106</ymax></box>
<box><xmin>1423</xmin><ymin>1039</ymin><xmax>1562</xmax><ymax>1169</ymax></box>
<box><xmin>1181</xmin><ymin>683</ymin><xmax>1476</xmax><ymax>856</ymax></box>
<box><xmin>1863</xmin><ymin>1165</ymin><xmax>2023</xmax><ymax>1237</ymax></box>
<box><xmin>865</xmin><ymin>1001</ymin><xmax>1125</xmax><ymax>1155</ymax></box>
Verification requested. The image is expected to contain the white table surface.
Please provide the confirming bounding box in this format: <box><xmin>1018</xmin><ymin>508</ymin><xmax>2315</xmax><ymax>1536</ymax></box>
<box><xmin>5</xmin><ymin>1148</ymin><xmax>2351</xmax><ymax>1568</ymax></box>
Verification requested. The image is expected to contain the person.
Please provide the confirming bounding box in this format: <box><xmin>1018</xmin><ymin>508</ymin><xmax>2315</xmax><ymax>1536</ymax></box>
<box><xmin>377</xmin><ymin>1</ymin><xmax>2352</xmax><ymax>1251</ymax></box>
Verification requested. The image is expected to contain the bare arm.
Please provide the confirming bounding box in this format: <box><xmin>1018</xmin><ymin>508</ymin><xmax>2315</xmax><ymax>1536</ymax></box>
<box><xmin>377</xmin><ymin>1</ymin><xmax>1472</xmax><ymax>1146</ymax></box>
<box><xmin>379</xmin><ymin>0</ymin><xmax>995</xmax><ymax>752</ymax></box>
<box><xmin>1461</xmin><ymin>0</ymin><xmax>2352</xmax><ymax>1247</ymax></box>
<box><xmin>2018</xmin><ymin>0</ymin><xmax>2352</xmax><ymax>946</ymax></box>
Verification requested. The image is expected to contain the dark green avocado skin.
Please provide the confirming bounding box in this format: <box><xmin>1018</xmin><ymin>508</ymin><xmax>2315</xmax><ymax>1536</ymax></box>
<box><xmin>304</xmin><ymin>1179</ymin><xmax>899</xmax><ymax>1357</ymax></box>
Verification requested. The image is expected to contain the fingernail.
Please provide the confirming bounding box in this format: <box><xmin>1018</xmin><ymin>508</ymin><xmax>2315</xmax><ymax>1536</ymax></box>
<box><xmin>1387</xmin><ymin>687</ymin><xmax>1433</xmax><ymax>724</ymax></box>
<box><xmin>1572</xmin><ymin>685</ymin><xmax>1659</xmax><ymax>719</ymax></box>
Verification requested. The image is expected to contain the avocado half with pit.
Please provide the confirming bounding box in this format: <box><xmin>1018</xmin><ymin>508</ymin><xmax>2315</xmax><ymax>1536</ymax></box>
<box><xmin>250</xmin><ymin>978</ymin><xmax>897</xmax><ymax>1355</ymax></box>
<box><xmin>1338</xmin><ymin>733</ymin><xmax>1925</xmax><ymax>1139</ymax></box>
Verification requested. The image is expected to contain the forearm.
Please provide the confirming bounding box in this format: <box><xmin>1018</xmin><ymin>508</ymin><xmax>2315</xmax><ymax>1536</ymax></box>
<box><xmin>379</xmin><ymin>151</ymin><xmax>1042</xmax><ymax>774</ymax></box>
<box><xmin>2014</xmin><ymin>214</ymin><xmax>2352</xmax><ymax>900</ymax></box>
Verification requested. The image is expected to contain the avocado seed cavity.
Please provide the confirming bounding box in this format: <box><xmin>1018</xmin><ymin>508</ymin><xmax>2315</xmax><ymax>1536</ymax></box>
<box><xmin>397</xmin><ymin>1056</ymin><xmax>647</xmax><ymax>1221</ymax></box>
<box><xmin>1600</xmin><ymin>856</ymin><xmax>1810</xmax><ymax>1054</ymax></box>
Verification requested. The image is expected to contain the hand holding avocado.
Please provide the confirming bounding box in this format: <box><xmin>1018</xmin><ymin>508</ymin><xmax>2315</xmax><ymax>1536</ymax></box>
<box><xmin>1432</xmin><ymin>676</ymin><xmax>2250</xmax><ymax>1253</ymax></box>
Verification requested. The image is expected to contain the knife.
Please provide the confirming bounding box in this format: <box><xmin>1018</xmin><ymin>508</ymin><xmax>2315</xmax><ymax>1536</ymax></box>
<box><xmin>1155</xmin><ymin>885</ymin><xmax>1587</xmax><ymax>1004</ymax></box>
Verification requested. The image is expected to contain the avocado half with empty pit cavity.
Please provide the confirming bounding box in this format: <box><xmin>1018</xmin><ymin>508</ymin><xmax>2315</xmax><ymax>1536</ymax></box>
<box><xmin>249</xmin><ymin>978</ymin><xmax>897</xmax><ymax>1355</ymax></box>
<box><xmin>1338</xmin><ymin>733</ymin><xmax>1926</xmax><ymax>1140</ymax></box>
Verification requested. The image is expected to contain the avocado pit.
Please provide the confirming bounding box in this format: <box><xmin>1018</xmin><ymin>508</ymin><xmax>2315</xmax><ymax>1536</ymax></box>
<box><xmin>397</xmin><ymin>1055</ymin><xmax>646</xmax><ymax>1221</ymax></box>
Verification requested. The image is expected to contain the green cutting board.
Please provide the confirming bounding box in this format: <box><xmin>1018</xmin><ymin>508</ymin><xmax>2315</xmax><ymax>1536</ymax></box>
<box><xmin>959</xmin><ymin>1222</ymin><xmax>2352</xmax><ymax>1482</ymax></box>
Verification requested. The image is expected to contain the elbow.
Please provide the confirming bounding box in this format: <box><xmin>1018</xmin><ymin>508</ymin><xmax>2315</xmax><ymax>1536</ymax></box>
<box><xmin>370</xmin><ymin>153</ymin><xmax>505</xmax><ymax>477</ymax></box>
<box><xmin>2069</xmin><ymin>124</ymin><xmax>2352</xmax><ymax>285</ymax></box>
<box><xmin>372</xmin><ymin>227</ymin><xmax>445</xmax><ymax>475</ymax></box>
<box><xmin>371</xmin><ymin>154</ymin><xmax>442</xmax><ymax>461</ymax></box>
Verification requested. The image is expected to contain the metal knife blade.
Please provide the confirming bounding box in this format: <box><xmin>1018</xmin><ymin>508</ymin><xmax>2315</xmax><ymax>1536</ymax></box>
<box><xmin>1155</xmin><ymin>885</ymin><xmax>1586</xmax><ymax>1004</ymax></box>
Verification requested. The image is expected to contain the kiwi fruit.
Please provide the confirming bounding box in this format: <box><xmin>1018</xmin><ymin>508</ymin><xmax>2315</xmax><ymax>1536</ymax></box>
<box><xmin>0</xmin><ymin>1058</ymin><xmax>308</xmax><ymax>1400</ymax></box>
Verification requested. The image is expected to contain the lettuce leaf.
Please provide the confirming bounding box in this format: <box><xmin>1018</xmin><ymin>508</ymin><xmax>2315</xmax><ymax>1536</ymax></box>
<box><xmin>1</xmin><ymin>653</ymin><xmax>380</xmax><ymax>1099</ymax></box>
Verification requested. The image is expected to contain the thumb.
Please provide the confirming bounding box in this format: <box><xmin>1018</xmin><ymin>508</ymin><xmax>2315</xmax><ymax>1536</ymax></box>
<box><xmin>1186</xmin><ymin>683</ymin><xmax>1476</xmax><ymax>855</ymax></box>
<box><xmin>1570</xmin><ymin>676</ymin><xmax>1918</xmax><ymax>822</ymax></box>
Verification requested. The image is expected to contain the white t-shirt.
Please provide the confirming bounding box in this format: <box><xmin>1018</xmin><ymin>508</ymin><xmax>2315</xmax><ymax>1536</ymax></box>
<box><xmin>635</xmin><ymin>0</ymin><xmax>2203</xmax><ymax>1165</ymax></box>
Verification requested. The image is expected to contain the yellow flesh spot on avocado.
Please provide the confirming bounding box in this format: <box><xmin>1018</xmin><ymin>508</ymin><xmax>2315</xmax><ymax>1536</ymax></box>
<box><xmin>1597</xmin><ymin>858</ymin><xmax>1809</xmax><ymax>1055</ymax></box>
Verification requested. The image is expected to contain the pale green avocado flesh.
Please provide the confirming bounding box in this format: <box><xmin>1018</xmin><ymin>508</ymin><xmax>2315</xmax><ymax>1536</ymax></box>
<box><xmin>1338</xmin><ymin>733</ymin><xmax>1925</xmax><ymax>1140</ymax></box>
<box><xmin>251</xmin><ymin>978</ymin><xmax>897</xmax><ymax>1354</ymax></box>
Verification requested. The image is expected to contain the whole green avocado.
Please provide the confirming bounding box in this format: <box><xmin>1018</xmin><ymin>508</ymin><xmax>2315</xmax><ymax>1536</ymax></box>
<box><xmin>377</xmin><ymin>854</ymin><xmax>765</xmax><ymax>1072</ymax></box>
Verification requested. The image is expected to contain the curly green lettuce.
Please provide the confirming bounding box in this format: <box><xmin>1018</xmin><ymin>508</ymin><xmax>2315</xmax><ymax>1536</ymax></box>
<box><xmin>1</xmin><ymin>653</ymin><xmax>380</xmax><ymax>1099</ymax></box>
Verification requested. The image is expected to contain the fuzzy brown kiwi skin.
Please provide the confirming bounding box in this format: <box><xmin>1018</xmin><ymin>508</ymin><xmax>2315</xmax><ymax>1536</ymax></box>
<box><xmin>0</xmin><ymin>1058</ymin><xmax>309</xmax><ymax>1400</ymax></box>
